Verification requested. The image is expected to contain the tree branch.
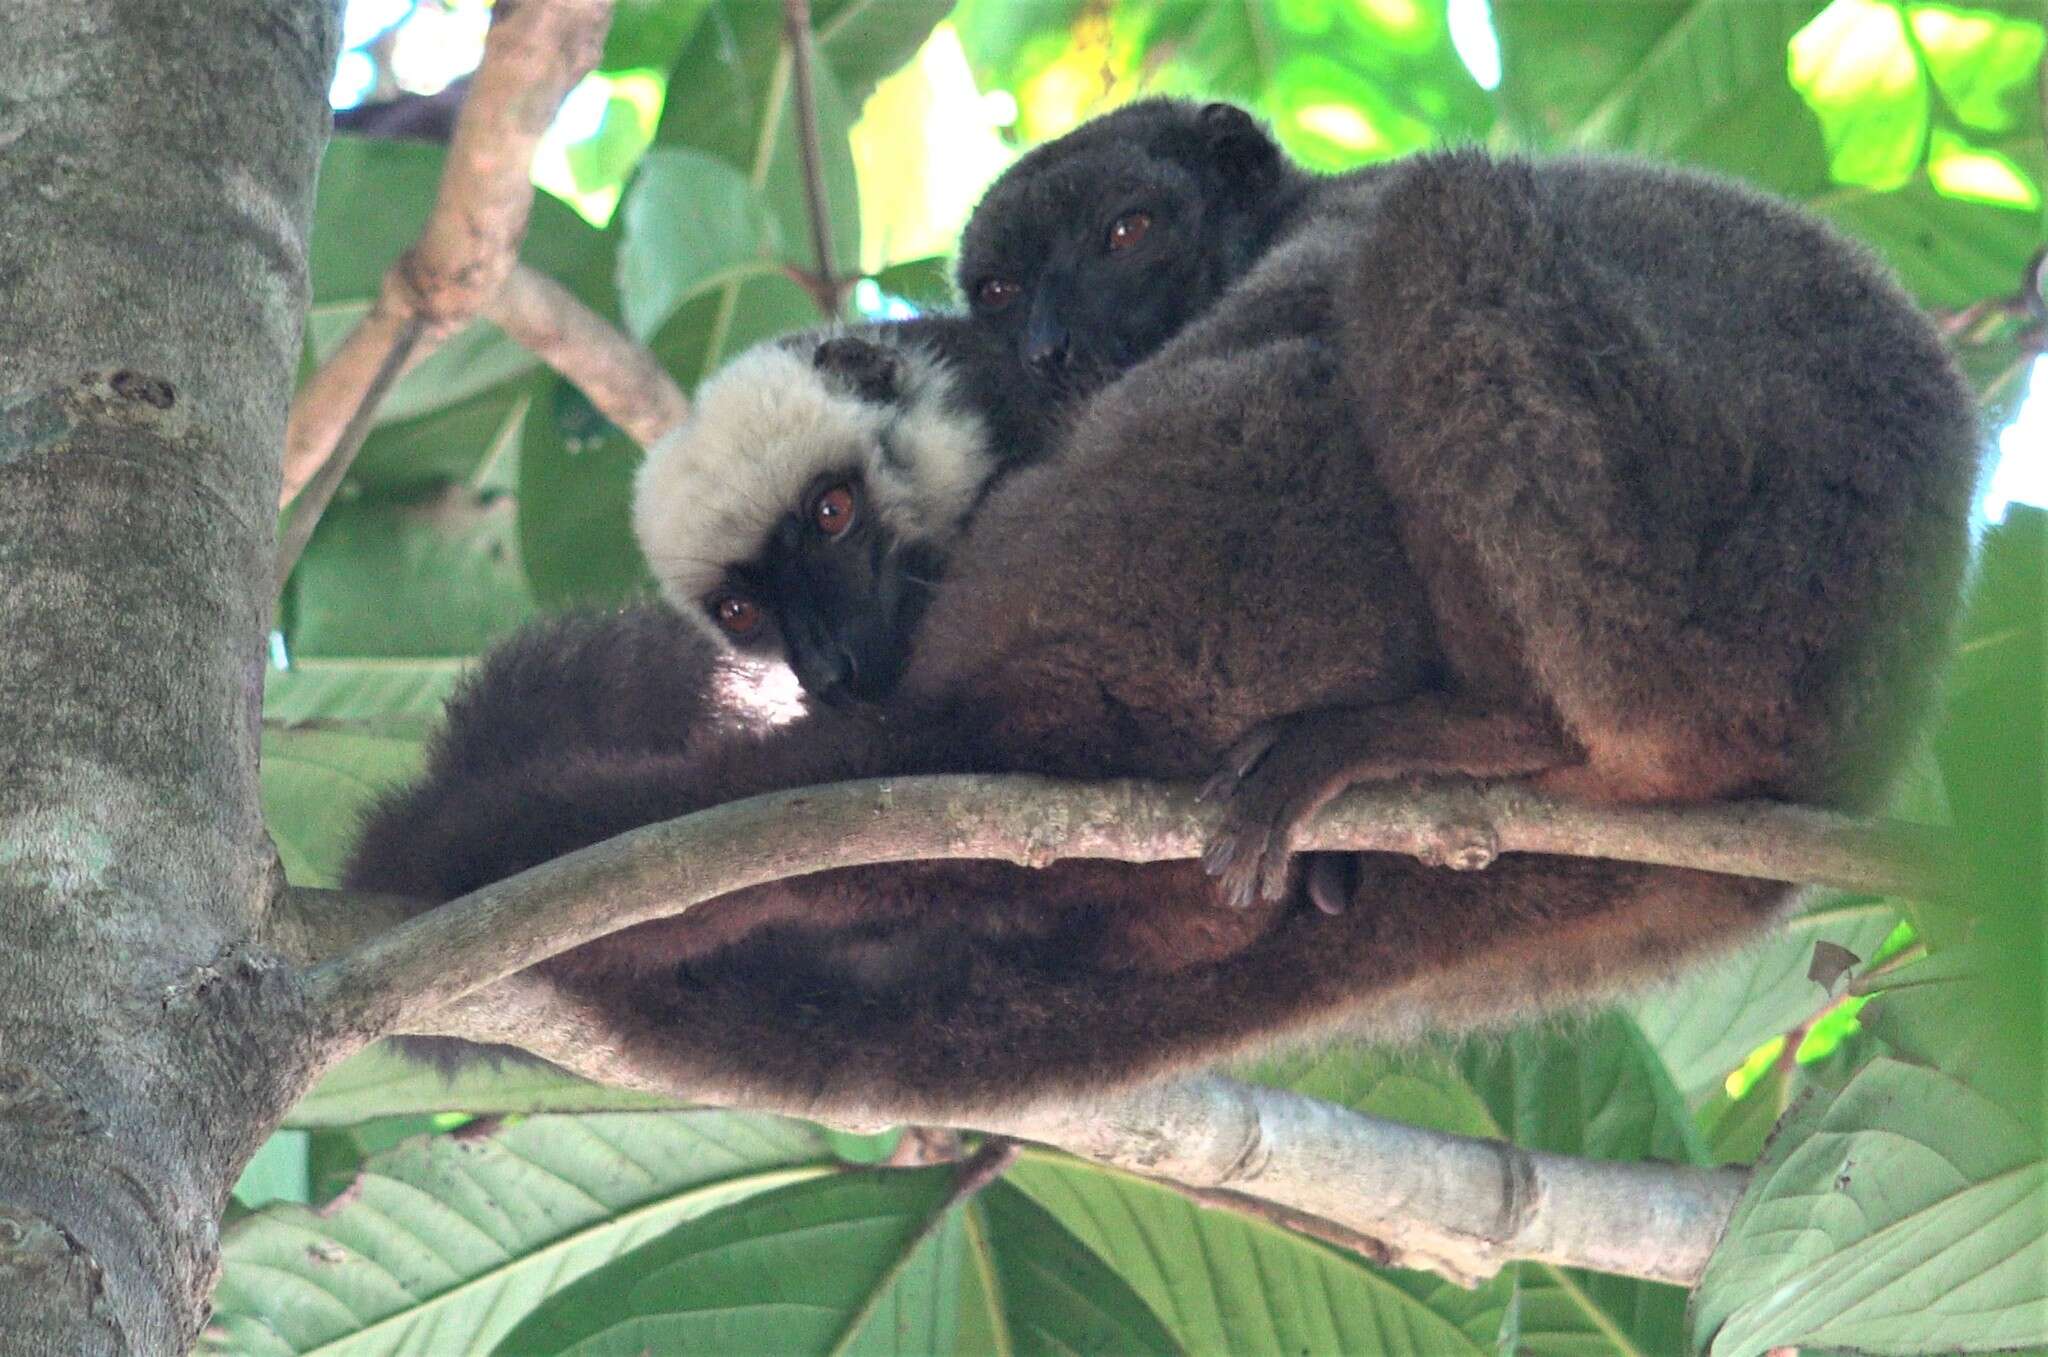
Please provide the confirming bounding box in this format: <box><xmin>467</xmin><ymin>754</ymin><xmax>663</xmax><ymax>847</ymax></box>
<box><xmin>483</xmin><ymin>263</ymin><xmax>691</xmax><ymax>447</ymax></box>
<box><xmin>782</xmin><ymin>0</ymin><xmax>843</xmax><ymax>318</ymax></box>
<box><xmin>275</xmin><ymin>884</ymin><xmax>1746</xmax><ymax>1287</ymax></box>
<box><xmin>298</xmin><ymin>771</ymin><xmax>1948</xmax><ymax>1058</ymax></box>
<box><xmin>276</xmin><ymin>0</ymin><xmax>615</xmax><ymax>531</ymax></box>
<box><xmin>273</xmin><ymin>311</ymin><xmax>424</xmax><ymax>589</ymax></box>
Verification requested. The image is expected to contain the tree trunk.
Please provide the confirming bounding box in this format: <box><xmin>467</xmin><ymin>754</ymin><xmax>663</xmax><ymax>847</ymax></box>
<box><xmin>0</xmin><ymin>3</ymin><xmax>337</xmax><ymax>1350</ymax></box>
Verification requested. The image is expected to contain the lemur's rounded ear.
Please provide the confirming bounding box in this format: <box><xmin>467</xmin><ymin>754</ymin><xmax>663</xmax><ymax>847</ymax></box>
<box><xmin>813</xmin><ymin>336</ymin><xmax>905</xmax><ymax>403</ymax></box>
<box><xmin>1197</xmin><ymin>102</ymin><xmax>1283</xmax><ymax>186</ymax></box>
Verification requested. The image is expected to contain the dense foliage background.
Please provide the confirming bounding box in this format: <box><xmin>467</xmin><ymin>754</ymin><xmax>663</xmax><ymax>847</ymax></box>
<box><xmin>233</xmin><ymin>2</ymin><xmax>2045</xmax><ymax>1352</ymax></box>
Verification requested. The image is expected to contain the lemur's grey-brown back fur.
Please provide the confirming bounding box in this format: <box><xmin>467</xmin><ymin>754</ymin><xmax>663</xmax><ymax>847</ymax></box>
<box><xmin>345</xmin><ymin>121</ymin><xmax>1977</xmax><ymax>1114</ymax></box>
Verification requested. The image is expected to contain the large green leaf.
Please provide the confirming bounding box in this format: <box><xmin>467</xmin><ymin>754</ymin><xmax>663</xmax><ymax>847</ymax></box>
<box><xmin>287</xmin><ymin>486</ymin><xmax>537</xmax><ymax>661</ymax></box>
<box><xmin>491</xmin><ymin>1167</ymin><xmax>1177</xmax><ymax>1355</ymax></box>
<box><xmin>1630</xmin><ymin>895</ymin><xmax>1905</xmax><ymax>1101</ymax></box>
<box><xmin>616</xmin><ymin>146</ymin><xmax>783</xmax><ymax>341</ymax></box>
<box><xmin>1009</xmin><ymin>1153</ymin><xmax>1499</xmax><ymax>1355</ymax></box>
<box><xmin>1552</xmin><ymin>0</ymin><xmax>1828</xmax><ymax>166</ymax></box>
<box><xmin>287</xmin><ymin>1046</ymin><xmax>685</xmax><ymax>1129</ymax></box>
<box><xmin>206</xmin><ymin>1112</ymin><xmax>839</xmax><ymax>1357</ymax></box>
<box><xmin>1492</xmin><ymin>1</ymin><xmax>1695</xmax><ymax>145</ymax></box>
<box><xmin>346</xmin><ymin>381</ymin><xmax>530</xmax><ymax>497</ymax></box>
<box><xmin>262</xmin><ymin>658</ymin><xmax>468</xmax><ymax>727</ymax></box>
<box><xmin>602</xmin><ymin>0</ymin><xmax>715</xmax><ymax>74</ymax></box>
<box><xmin>1814</xmin><ymin>169</ymin><xmax>2046</xmax><ymax>309</ymax></box>
<box><xmin>261</xmin><ymin>723</ymin><xmax>427</xmax><ymax>888</ymax></box>
<box><xmin>515</xmin><ymin>379</ymin><xmax>657</xmax><ymax>607</ymax></box>
<box><xmin>1692</xmin><ymin>1057</ymin><xmax>2047</xmax><ymax>1354</ymax></box>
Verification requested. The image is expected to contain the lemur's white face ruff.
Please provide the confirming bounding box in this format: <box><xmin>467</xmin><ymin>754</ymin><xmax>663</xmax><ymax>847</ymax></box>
<box><xmin>633</xmin><ymin>334</ymin><xmax>997</xmax><ymax>647</ymax></box>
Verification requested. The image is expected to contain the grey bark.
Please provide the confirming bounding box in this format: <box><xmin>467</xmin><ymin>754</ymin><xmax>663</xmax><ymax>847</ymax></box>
<box><xmin>0</xmin><ymin>3</ymin><xmax>339</xmax><ymax>1352</ymax></box>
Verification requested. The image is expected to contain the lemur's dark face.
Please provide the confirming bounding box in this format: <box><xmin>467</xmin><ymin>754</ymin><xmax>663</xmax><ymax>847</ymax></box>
<box><xmin>703</xmin><ymin>472</ymin><xmax>942</xmax><ymax>713</ymax></box>
<box><xmin>957</xmin><ymin>99</ymin><xmax>1294</xmax><ymax>394</ymax></box>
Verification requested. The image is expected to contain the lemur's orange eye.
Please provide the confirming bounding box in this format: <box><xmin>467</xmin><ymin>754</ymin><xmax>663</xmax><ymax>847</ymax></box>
<box><xmin>710</xmin><ymin>595</ymin><xmax>763</xmax><ymax>637</ymax></box>
<box><xmin>975</xmin><ymin>277</ymin><xmax>1020</xmax><ymax>310</ymax></box>
<box><xmin>1107</xmin><ymin>212</ymin><xmax>1152</xmax><ymax>251</ymax></box>
<box><xmin>813</xmin><ymin>483</ymin><xmax>857</xmax><ymax>537</ymax></box>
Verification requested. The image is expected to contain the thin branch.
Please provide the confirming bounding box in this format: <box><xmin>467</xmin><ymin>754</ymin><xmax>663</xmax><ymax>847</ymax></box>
<box><xmin>298</xmin><ymin>772</ymin><xmax>1951</xmax><ymax>1058</ymax></box>
<box><xmin>1159</xmin><ymin>1180</ymin><xmax>1399</xmax><ymax>1266</ymax></box>
<box><xmin>274</xmin><ymin>313</ymin><xmax>424</xmax><ymax>589</ymax></box>
<box><xmin>998</xmin><ymin>1075</ymin><xmax>1748</xmax><ymax>1288</ymax></box>
<box><xmin>782</xmin><ymin>0</ymin><xmax>842</xmax><ymax>318</ymax></box>
<box><xmin>277</xmin><ymin>0</ymin><xmax>614</xmax><ymax>521</ymax></box>
<box><xmin>483</xmin><ymin>263</ymin><xmax>691</xmax><ymax>448</ymax></box>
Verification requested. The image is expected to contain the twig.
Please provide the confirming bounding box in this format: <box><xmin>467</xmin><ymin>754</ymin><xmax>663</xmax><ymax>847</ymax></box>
<box><xmin>1159</xmin><ymin>1180</ymin><xmax>1398</xmax><ymax>1266</ymax></box>
<box><xmin>275</xmin><ymin>314</ymin><xmax>424</xmax><ymax>589</ymax></box>
<box><xmin>483</xmin><ymin>263</ymin><xmax>690</xmax><ymax>448</ymax></box>
<box><xmin>297</xmin><ymin>773</ymin><xmax>1951</xmax><ymax>1061</ymax></box>
<box><xmin>782</xmin><ymin>0</ymin><xmax>842</xmax><ymax>318</ymax></box>
<box><xmin>278</xmin><ymin>0</ymin><xmax>614</xmax><ymax>523</ymax></box>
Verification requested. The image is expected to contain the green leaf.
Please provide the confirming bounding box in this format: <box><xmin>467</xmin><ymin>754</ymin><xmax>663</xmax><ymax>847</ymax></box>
<box><xmin>287</xmin><ymin>487</ymin><xmax>537</xmax><ymax>661</ymax></box>
<box><xmin>262</xmin><ymin>658</ymin><xmax>467</xmax><ymax>726</ymax></box>
<box><xmin>1695</xmin><ymin>1063</ymin><xmax>1795</xmax><ymax>1166</ymax></box>
<box><xmin>1812</xmin><ymin>168</ymin><xmax>2046</xmax><ymax>308</ymax></box>
<box><xmin>869</xmin><ymin>255</ymin><xmax>954</xmax><ymax>310</ymax></box>
<box><xmin>1492</xmin><ymin>0</ymin><xmax>1695</xmax><ymax>145</ymax></box>
<box><xmin>617</xmin><ymin>146</ymin><xmax>783</xmax><ymax>341</ymax></box>
<box><xmin>233</xmin><ymin>1130</ymin><xmax>312</xmax><ymax>1211</ymax></box>
<box><xmin>1693</xmin><ymin>1057</ymin><xmax>2048</xmax><ymax>1354</ymax></box>
<box><xmin>287</xmin><ymin>1045</ymin><xmax>684</xmax><ymax>1129</ymax></box>
<box><xmin>971</xmin><ymin>1181</ymin><xmax>1183</xmax><ymax>1355</ymax></box>
<box><xmin>492</xmin><ymin>1167</ymin><xmax>1177</xmax><ymax>1355</ymax></box>
<box><xmin>810</xmin><ymin>0</ymin><xmax>957</xmax><ymax>104</ymax></box>
<box><xmin>261</xmin><ymin>723</ymin><xmax>426</xmax><ymax>887</ymax></box>
<box><xmin>515</xmin><ymin>379</ymin><xmax>657</xmax><ymax>607</ymax></box>
<box><xmin>602</xmin><ymin>0</ymin><xmax>714</xmax><ymax>74</ymax></box>
<box><xmin>654</xmin><ymin>0</ymin><xmax>872</xmax><ymax>280</ymax></box>
<box><xmin>345</xmin><ymin>383</ymin><xmax>530</xmax><ymax>497</ymax></box>
<box><xmin>306</xmin><ymin>1116</ymin><xmax>452</xmax><ymax>1207</ymax></box>
<box><xmin>1455</xmin><ymin>1014</ymin><xmax>1705</xmax><ymax>1165</ymax></box>
<box><xmin>1549</xmin><ymin>0</ymin><xmax>1831</xmax><ymax>173</ymax></box>
<box><xmin>1008</xmin><ymin>1153</ymin><xmax>1498</xmax><ymax>1354</ymax></box>
<box><xmin>207</xmin><ymin>1113</ymin><xmax>839</xmax><ymax>1357</ymax></box>
<box><xmin>1630</xmin><ymin>896</ymin><xmax>1905</xmax><ymax>1100</ymax></box>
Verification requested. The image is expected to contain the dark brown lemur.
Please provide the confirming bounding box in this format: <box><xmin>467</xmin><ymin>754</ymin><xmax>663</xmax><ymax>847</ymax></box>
<box><xmin>346</xmin><ymin>146</ymin><xmax>1976</xmax><ymax>1115</ymax></box>
<box><xmin>955</xmin><ymin>104</ymin><xmax>1981</xmax><ymax>910</ymax></box>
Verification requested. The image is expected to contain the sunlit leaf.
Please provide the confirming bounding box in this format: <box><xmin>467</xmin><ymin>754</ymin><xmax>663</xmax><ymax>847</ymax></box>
<box><xmin>1910</xmin><ymin>2</ymin><xmax>2047</xmax><ymax>134</ymax></box>
<box><xmin>1631</xmin><ymin>896</ymin><xmax>1905</xmax><ymax>1100</ymax></box>
<box><xmin>1789</xmin><ymin>0</ymin><xmax>1928</xmax><ymax>190</ymax></box>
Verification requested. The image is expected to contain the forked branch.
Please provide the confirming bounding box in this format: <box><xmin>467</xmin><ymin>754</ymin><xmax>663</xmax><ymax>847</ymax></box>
<box><xmin>277</xmin><ymin>0</ymin><xmax>617</xmax><ymax>582</ymax></box>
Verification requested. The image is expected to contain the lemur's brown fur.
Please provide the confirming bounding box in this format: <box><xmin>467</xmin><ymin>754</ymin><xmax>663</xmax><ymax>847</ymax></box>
<box><xmin>346</xmin><ymin>109</ymin><xmax>1978</xmax><ymax>1116</ymax></box>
